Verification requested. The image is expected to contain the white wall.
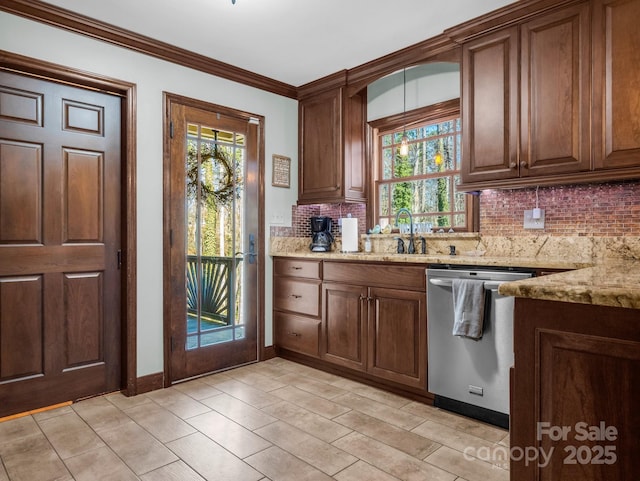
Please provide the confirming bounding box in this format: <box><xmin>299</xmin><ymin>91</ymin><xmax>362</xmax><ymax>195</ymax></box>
<box><xmin>0</xmin><ymin>12</ymin><xmax>299</xmax><ymax>377</ymax></box>
<box><xmin>367</xmin><ymin>63</ymin><xmax>460</xmax><ymax>121</ymax></box>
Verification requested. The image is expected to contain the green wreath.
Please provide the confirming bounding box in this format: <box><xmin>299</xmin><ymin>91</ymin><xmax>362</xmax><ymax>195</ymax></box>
<box><xmin>186</xmin><ymin>144</ymin><xmax>241</xmax><ymax>206</ymax></box>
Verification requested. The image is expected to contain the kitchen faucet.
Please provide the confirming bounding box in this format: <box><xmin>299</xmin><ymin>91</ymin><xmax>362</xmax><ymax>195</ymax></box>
<box><xmin>395</xmin><ymin>208</ymin><xmax>415</xmax><ymax>254</ymax></box>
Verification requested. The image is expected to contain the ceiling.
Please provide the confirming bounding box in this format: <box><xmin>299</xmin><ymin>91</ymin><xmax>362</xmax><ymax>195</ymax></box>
<box><xmin>40</xmin><ymin>0</ymin><xmax>515</xmax><ymax>87</ymax></box>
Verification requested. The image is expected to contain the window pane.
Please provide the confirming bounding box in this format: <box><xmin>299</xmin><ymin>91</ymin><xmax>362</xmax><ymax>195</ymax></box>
<box><xmin>394</xmin><ymin>153</ymin><xmax>414</xmax><ymax>179</ymax></box>
<box><xmin>382</xmin><ymin>148</ymin><xmax>393</xmax><ymax>179</ymax></box>
<box><xmin>454</xmin><ymin>214</ymin><xmax>466</xmax><ymax>227</ymax></box>
<box><xmin>454</xmin><ymin>175</ymin><xmax>466</xmax><ymax>212</ymax></box>
<box><xmin>382</xmin><ymin>134</ymin><xmax>392</xmax><ymax>146</ymax></box>
<box><xmin>379</xmin><ymin>184</ymin><xmax>390</xmax><ymax>216</ymax></box>
<box><xmin>391</xmin><ymin>180</ymin><xmax>414</xmax><ymax>214</ymax></box>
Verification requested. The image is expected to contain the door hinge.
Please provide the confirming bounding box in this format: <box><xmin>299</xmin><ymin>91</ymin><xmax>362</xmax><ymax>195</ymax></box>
<box><xmin>117</xmin><ymin>249</ymin><xmax>122</xmax><ymax>270</ymax></box>
<box><xmin>170</xmin><ymin>229</ymin><xmax>173</xmax><ymax>246</ymax></box>
<box><xmin>170</xmin><ymin>121</ymin><xmax>174</xmax><ymax>139</ymax></box>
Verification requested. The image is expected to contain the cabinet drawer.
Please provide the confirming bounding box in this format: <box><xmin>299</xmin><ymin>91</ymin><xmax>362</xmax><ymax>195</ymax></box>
<box><xmin>323</xmin><ymin>262</ymin><xmax>425</xmax><ymax>291</ymax></box>
<box><xmin>274</xmin><ymin>312</ymin><xmax>320</xmax><ymax>357</ymax></box>
<box><xmin>274</xmin><ymin>258</ymin><xmax>321</xmax><ymax>279</ymax></box>
<box><xmin>273</xmin><ymin>278</ymin><xmax>321</xmax><ymax>317</ymax></box>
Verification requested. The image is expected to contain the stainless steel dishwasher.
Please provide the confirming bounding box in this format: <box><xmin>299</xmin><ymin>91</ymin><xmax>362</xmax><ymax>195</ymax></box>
<box><xmin>426</xmin><ymin>264</ymin><xmax>534</xmax><ymax>428</ymax></box>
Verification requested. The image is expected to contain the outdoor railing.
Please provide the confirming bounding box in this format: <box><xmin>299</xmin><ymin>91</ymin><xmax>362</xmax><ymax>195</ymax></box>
<box><xmin>186</xmin><ymin>255</ymin><xmax>242</xmax><ymax>327</ymax></box>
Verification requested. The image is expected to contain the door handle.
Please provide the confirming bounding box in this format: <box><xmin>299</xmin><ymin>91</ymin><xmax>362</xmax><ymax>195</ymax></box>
<box><xmin>235</xmin><ymin>233</ymin><xmax>257</xmax><ymax>264</ymax></box>
<box><xmin>428</xmin><ymin>278</ymin><xmax>504</xmax><ymax>290</ymax></box>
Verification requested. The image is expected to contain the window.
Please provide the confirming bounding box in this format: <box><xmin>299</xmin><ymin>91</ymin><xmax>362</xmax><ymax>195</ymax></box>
<box><xmin>372</xmin><ymin>101</ymin><xmax>476</xmax><ymax>232</ymax></box>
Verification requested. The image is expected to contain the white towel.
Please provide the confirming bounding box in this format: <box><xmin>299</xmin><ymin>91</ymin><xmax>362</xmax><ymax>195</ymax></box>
<box><xmin>451</xmin><ymin>279</ymin><xmax>486</xmax><ymax>339</ymax></box>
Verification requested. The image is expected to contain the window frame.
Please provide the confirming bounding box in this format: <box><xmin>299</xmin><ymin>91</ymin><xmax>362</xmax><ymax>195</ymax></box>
<box><xmin>367</xmin><ymin>99</ymin><xmax>478</xmax><ymax>232</ymax></box>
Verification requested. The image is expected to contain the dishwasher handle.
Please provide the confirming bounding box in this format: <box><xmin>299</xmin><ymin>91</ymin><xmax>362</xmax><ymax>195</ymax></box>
<box><xmin>428</xmin><ymin>278</ymin><xmax>503</xmax><ymax>290</ymax></box>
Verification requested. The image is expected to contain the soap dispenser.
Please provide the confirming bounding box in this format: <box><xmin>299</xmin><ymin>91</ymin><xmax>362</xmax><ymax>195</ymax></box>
<box><xmin>364</xmin><ymin>235</ymin><xmax>372</xmax><ymax>253</ymax></box>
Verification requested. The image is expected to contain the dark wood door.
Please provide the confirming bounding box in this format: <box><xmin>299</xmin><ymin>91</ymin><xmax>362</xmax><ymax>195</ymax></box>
<box><xmin>461</xmin><ymin>27</ymin><xmax>520</xmax><ymax>184</ymax></box>
<box><xmin>520</xmin><ymin>3</ymin><xmax>591</xmax><ymax>177</ymax></box>
<box><xmin>0</xmin><ymin>71</ymin><xmax>122</xmax><ymax>417</ymax></box>
<box><xmin>321</xmin><ymin>282</ymin><xmax>367</xmax><ymax>371</ymax></box>
<box><xmin>593</xmin><ymin>0</ymin><xmax>640</xmax><ymax>170</ymax></box>
<box><xmin>167</xmin><ymin>99</ymin><xmax>260</xmax><ymax>382</ymax></box>
<box><xmin>367</xmin><ymin>287</ymin><xmax>426</xmax><ymax>389</ymax></box>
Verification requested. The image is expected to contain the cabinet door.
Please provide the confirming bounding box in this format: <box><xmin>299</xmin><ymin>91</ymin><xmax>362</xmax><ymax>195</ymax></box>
<box><xmin>520</xmin><ymin>3</ymin><xmax>591</xmax><ymax>177</ymax></box>
<box><xmin>368</xmin><ymin>287</ymin><xmax>426</xmax><ymax>389</ymax></box>
<box><xmin>298</xmin><ymin>88</ymin><xmax>343</xmax><ymax>203</ymax></box>
<box><xmin>461</xmin><ymin>27</ymin><xmax>519</xmax><ymax>184</ymax></box>
<box><xmin>322</xmin><ymin>282</ymin><xmax>367</xmax><ymax>371</ymax></box>
<box><xmin>593</xmin><ymin>0</ymin><xmax>640</xmax><ymax>170</ymax></box>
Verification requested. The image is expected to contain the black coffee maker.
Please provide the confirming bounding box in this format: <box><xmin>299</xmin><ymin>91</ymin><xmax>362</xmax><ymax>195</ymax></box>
<box><xmin>309</xmin><ymin>216</ymin><xmax>333</xmax><ymax>252</ymax></box>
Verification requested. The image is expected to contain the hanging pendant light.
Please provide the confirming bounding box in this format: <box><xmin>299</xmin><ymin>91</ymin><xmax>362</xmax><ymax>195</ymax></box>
<box><xmin>399</xmin><ymin>68</ymin><xmax>409</xmax><ymax>157</ymax></box>
<box><xmin>434</xmin><ymin>138</ymin><xmax>443</xmax><ymax>166</ymax></box>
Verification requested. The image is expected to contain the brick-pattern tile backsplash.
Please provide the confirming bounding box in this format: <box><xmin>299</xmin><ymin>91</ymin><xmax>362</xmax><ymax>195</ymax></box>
<box><xmin>479</xmin><ymin>180</ymin><xmax>640</xmax><ymax>236</ymax></box>
<box><xmin>273</xmin><ymin>180</ymin><xmax>640</xmax><ymax>239</ymax></box>
<box><xmin>288</xmin><ymin>203</ymin><xmax>367</xmax><ymax>239</ymax></box>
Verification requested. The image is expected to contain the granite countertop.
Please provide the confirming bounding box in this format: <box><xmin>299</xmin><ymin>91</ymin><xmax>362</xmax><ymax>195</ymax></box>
<box><xmin>271</xmin><ymin>250</ymin><xmax>593</xmax><ymax>270</ymax></box>
<box><xmin>498</xmin><ymin>260</ymin><xmax>640</xmax><ymax>309</ymax></box>
<box><xmin>271</xmin><ymin>248</ymin><xmax>640</xmax><ymax>310</ymax></box>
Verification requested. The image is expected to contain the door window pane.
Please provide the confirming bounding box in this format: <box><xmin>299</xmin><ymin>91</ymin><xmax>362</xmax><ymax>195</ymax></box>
<box><xmin>185</xmin><ymin>124</ymin><xmax>245</xmax><ymax>349</ymax></box>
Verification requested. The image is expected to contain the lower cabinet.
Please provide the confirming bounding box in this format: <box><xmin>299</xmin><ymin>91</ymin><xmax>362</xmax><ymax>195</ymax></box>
<box><xmin>273</xmin><ymin>258</ymin><xmax>322</xmax><ymax>358</ymax></box>
<box><xmin>367</xmin><ymin>287</ymin><xmax>426</xmax><ymax>389</ymax></box>
<box><xmin>273</xmin><ymin>311</ymin><xmax>320</xmax><ymax>358</ymax></box>
<box><xmin>511</xmin><ymin>298</ymin><xmax>640</xmax><ymax>480</ymax></box>
<box><xmin>275</xmin><ymin>257</ymin><xmax>428</xmax><ymax>393</ymax></box>
<box><xmin>322</xmin><ymin>283</ymin><xmax>367</xmax><ymax>371</ymax></box>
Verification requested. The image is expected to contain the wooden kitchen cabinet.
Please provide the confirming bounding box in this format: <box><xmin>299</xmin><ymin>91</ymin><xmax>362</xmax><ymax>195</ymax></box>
<box><xmin>592</xmin><ymin>0</ymin><xmax>640</xmax><ymax>171</ymax></box>
<box><xmin>511</xmin><ymin>298</ymin><xmax>640</xmax><ymax>480</ymax></box>
<box><xmin>461</xmin><ymin>3</ymin><xmax>591</xmax><ymax>187</ymax></box>
<box><xmin>297</xmin><ymin>71</ymin><xmax>367</xmax><ymax>204</ymax></box>
<box><xmin>273</xmin><ymin>258</ymin><xmax>428</xmax><ymax>393</ymax></box>
<box><xmin>322</xmin><ymin>282</ymin><xmax>367</xmax><ymax>371</ymax></box>
<box><xmin>322</xmin><ymin>262</ymin><xmax>427</xmax><ymax>390</ymax></box>
<box><xmin>461</xmin><ymin>26</ymin><xmax>519</xmax><ymax>184</ymax></box>
<box><xmin>273</xmin><ymin>258</ymin><xmax>322</xmax><ymax>358</ymax></box>
<box><xmin>367</xmin><ymin>287</ymin><xmax>426</xmax><ymax>389</ymax></box>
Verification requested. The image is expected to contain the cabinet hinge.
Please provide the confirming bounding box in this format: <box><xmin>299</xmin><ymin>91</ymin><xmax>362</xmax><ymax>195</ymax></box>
<box><xmin>170</xmin><ymin>229</ymin><xmax>173</xmax><ymax>247</ymax></box>
<box><xmin>170</xmin><ymin>121</ymin><xmax>174</xmax><ymax>139</ymax></box>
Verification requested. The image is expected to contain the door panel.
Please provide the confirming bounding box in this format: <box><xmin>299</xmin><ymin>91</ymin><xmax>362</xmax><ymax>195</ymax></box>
<box><xmin>167</xmin><ymin>98</ymin><xmax>260</xmax><ymax>382</ymax></box>
<box><xmin>0</xmin><ymin>71</ymin><xmax>121</xmax><ymax>417</ymax></box>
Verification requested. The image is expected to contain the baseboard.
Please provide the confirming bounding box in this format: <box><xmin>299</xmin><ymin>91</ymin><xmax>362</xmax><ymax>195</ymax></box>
<box><xmin>135</xmin><ymin>372</ymin><xmax>164</xmax><ymax>395</ymax></box>
<box><xmin>262</xmin><ymin>345</ymin><xmax>276</xmax><ymax>360</ymax></box>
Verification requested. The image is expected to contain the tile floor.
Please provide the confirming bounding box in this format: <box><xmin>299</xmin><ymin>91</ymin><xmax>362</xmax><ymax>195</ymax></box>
<box><xmin>0</xmin><ymin>358</ymin><xmax>511</xmax><ymax>481</ymax></box>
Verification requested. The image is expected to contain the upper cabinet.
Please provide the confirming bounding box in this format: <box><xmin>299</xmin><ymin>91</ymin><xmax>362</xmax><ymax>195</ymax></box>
<box><xmin>460</xmin><ymin>2</ymin><xmax>592</xmax><ymax>188</ymax></box>
<box><xmin>457</xmin><ymin>0</ymin><xmax>640</xmax><ymax>191</ymax></box>
<box><xmin>298</xmin><ymin>71</ymin><xmax>367</xmax><ymax>204</ymax></box>
<box><xmin>592</xmin><ymin>0</ymin><xmax>640</xmax><ymax>170</ymax></box>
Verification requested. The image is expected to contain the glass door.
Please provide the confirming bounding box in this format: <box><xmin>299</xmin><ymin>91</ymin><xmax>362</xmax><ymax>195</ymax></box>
<box><xmin>167</xmin><ymin>101</ymin><xmax>260</xmax><ymax>381</ymax></box>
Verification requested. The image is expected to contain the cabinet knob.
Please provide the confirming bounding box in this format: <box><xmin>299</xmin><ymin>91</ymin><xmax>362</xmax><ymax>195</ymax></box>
<box><xmin>520</xmin><ymin>161</ymin><xmax>528</xmax><ymax>168</ymax></box>
<box><xmin>509</xmin><ymin>162</ymin><xmax>517</xmax><ymax>169</ymax></box>
<box><xmin>287</xmin><ymin>331</ymin><xmax>301</xmax><ymax>337</ymax></box>
<box><xmin>291</xmin><ymin>266</ymin><xmax>302</xmax><ymax>270</ymax></box>
<box><xmin>290</xmin><ymin>294</ymin><xmax>302</xmax><ymax>299</ymax></box>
